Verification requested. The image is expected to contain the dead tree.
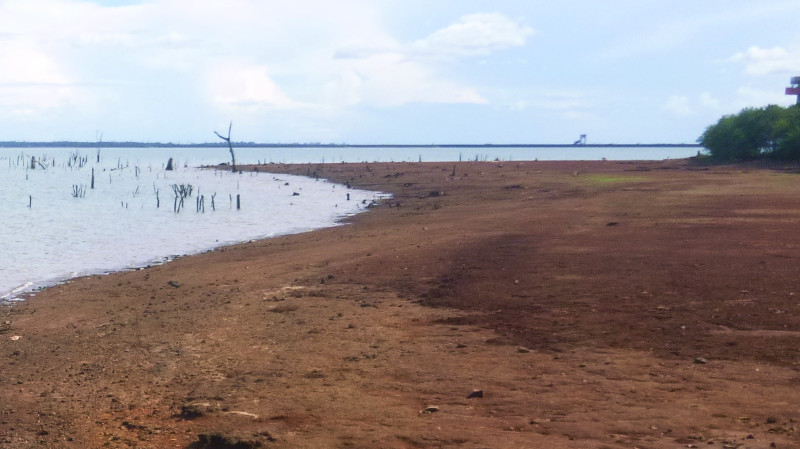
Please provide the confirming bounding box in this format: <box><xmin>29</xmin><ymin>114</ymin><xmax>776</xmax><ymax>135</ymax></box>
<box><xmin>214</xmin><ymin>121</ymin><xmax>237</xmax><ymax>172</ymax></box>
<box><xmin>96</xmin><ymin>131</ymin><xmax>103</xmax><ymax>163</ymax></box>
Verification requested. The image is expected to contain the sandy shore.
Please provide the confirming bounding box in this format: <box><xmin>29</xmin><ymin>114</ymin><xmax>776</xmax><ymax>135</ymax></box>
<box><xmin>1</xmin><ymin>159</ymin><xmax>799</xmax><ymax>448</ymax></box>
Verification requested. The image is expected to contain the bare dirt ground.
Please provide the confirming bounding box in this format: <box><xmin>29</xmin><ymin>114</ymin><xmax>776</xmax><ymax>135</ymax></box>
<box><xmin>1</xmin><ymin>159</ymin><xmax>799</xmax><ymax>448</ymax></box>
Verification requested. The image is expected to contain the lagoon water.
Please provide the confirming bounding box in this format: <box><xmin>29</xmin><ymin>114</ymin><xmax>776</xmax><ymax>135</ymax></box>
<box><xmin>0</xmin><ymin>145</ymin><xmax>696</xmax><ymax>301</ymax></box>
<box><xmin>0</xmin><ymin>147</ymin><xmax>385</xmax><ymax>301</ymax></box>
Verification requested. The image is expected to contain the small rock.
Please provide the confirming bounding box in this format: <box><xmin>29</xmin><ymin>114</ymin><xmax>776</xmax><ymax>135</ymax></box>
<box><xmin>420</xmin><ymin>405</ymin><xmax>439</xmax><ymax>415</ymax></box>
<box><xmin>10</xmin><ymin>336</ymin><xmax>20</xmax><ymax>341</ymax></box>
<box><xmin>693</xmin><ymin>357</ymin><xmax>708</xmax><ymax>364</ymax></box>
<box><xmin>180</xmin><ymin>402</ymin><xmax>218</xmax><ymax>419</ymax></box>
<box><xmin>194</xmin><ymin>431</ymin><xmax>275</xmax><ymax>448</ymax></box>
<box><xmin>517</xmin><ymin>346</ymin><xmax>531</xmax><ymax>353</ymax></box>
<box><xmin>168</xmin><ymin>281</ymin><xmax>180</xmax><ymax>288</ymax></box>
<box><xmin>466</xmin><ymin>389</ymin><xmax>484</xmax><ymax>399</ymax></box>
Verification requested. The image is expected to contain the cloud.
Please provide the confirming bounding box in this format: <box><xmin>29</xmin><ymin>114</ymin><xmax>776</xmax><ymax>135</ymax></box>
<box><xmin>0</xmin><ymin>1</ymin><xmax>529</xmax><ymax>139</ymax></box>
<box><xmin>336</xmin><ymin>12</ymin><xmax>534</xmax><ymax>61</ymax></box>
<box><xmin>0</xmin><ymin>38</ymin><xmax>78</xmax><ymax>115</ymax></box>
<box><xmin>599</xmin><ymin>2</ymin><xmax>800</xmax><ymax>62</ymax></box>
<box><xmin>412</xmin><ymin>13</ymin><xmax>535</xmax><ymax>58</ymax></box>
<box><xmin>325</xmin><ymin>53</ymin><xmax>488</xmax><ymax>107</ymax></box>
<box><xmin>729</xmin><ymin>46</ymin><xmax>800</xmax><ymax>76</ymax></box>
<box><xmin>327</xmin><ymin>13</ymin><xmax>533</xmax><ymax>106</ymax></box>
<box><xmin>206</xmin><ymin>64</ymin><xmax>310</xmax><ymax>110</ymax></box>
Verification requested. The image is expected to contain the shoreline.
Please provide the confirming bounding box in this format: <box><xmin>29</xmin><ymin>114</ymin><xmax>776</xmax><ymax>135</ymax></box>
<box><xmin>0</xmin><ymin>165</ymin><xmax>384</xmax><ymax>303</ymax></box>
<box><xmin>1</xmin><ymin>141</ymin><xmax>702</xmax><ymax>148</ymax></box>
<box><xmin>2</xmin><ymin>159</ymin><xmax>799</xmax><ymax>448</ymax></box>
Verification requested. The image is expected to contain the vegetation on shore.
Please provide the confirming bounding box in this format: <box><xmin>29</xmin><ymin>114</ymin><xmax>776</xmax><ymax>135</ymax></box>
<box><xmin>698</xmin><ymin>104</ymin><xmax>800</xmax><ymax>161</ymax></box>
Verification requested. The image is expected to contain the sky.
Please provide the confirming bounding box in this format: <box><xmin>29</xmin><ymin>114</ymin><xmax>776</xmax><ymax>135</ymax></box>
<box><xmin>0</xmin><ymin>0</ymin><xmax>799</xmax><ymax>144</ymax></box>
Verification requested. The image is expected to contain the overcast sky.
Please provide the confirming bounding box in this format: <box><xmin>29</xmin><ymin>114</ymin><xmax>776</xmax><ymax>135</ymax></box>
<box><xmin>1</xmin><ymin>0</ymin><xmax>799</xmax><ymax>144</ymax></box>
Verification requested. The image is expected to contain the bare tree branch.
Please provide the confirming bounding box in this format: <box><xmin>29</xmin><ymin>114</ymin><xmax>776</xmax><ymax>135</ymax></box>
<box><xmin>214</xmin><ymin>121</ymin><xmax>236</xmax><ymax>172</ymax></box>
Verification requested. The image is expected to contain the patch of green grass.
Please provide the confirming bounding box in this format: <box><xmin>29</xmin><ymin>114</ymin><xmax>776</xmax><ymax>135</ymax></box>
<box><xmin>582</xmin><ymin>175</ymin><xmax>648</xmax><ymax>185</ymax></box>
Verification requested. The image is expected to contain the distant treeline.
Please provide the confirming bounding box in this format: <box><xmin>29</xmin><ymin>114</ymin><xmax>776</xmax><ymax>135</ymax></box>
<box><xmin>698</xmin><ymin>104</ymin><xmax>800</xmax><ymax>161</ymax></box>
<box><xmin>0</xmin><ymin>142</ymin><xmax>701</xmax><ymax>149</ymax></box>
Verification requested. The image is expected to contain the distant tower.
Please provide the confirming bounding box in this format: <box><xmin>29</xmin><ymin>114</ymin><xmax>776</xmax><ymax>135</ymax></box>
<box><xmin>573</xmin><ymin>134</ymin><xmax>587</xmax><ymax>145</ymax></box>
<box><xmin>786</xmin><ymin>76</ymin><xmax>800</xmax><ymax>105</ymax></box>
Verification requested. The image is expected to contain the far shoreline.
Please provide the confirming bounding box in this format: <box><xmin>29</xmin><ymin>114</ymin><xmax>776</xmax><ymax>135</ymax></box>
<box><xmin>0</xmin><ymin>141</ymin><xmax>703</xmax><ymax>148</ymax></box>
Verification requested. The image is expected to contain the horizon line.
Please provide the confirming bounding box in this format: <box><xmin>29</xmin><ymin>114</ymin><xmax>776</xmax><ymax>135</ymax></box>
<box><xmin>0</xmin><ymin>141</ymin><xmax>703</xmax><ymax>149</ymax></box>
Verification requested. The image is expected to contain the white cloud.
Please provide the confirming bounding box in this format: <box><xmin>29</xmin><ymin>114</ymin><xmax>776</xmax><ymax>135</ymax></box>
<box><xmin>730</xmin><ymin>46</ymin><xmax>800</xmax><ymax>76</ymax></box>
<box><xmin>0</xmin><ymin>1</ymin><xmax>532</xmax><ymax>140</ymax></box>
<box><xmin>327</xmin><ymin>12</ymin><xmax>533</xmax><ymax>106</ymax></box>
<box><xmin>412</xmin><ymin>13</ymin><xmax>535</xmax><ymax>58</ymax></box>
<box><xmin>0</xmin><ymin>0</ymin><xmax>511</xmax><ymax>114</ymax></box>
<box><xmin>599</xmin><ymin>2</ymin><xmax>800</xmax><ymax>63</ymax></box>
<box><xmin>699</xmin><ymin>92</ymin><xmax>720</xmax><ymax>109</ymax></box>
<box><xmin>206</xmin><ymin>64</ymin><xmax>310</xmax><ymax>110</ymax></box>
<box><xmin>328</xmin><ymin>53</ymin><xmax>488</xmax><ymax>107</ymax></box>
<box><xmin>0</xmin><ymin>39</ymin><xmax>78</xmax><ymax>115</ymax></box>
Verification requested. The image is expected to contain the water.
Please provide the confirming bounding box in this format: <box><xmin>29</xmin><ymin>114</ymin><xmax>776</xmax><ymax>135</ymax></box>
<box><xmin>1</xmin><ymin>145</ymin><xmax>695</xmax><ymax>301</ymax></box>
<box><xmin>0</xmin><ymin>147</ymin><xmax>384</xmax><ymax>301</ymax></box>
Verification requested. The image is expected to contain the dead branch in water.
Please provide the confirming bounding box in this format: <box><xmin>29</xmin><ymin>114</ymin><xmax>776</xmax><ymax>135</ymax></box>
<box><xmin>214</xmin><ymin>121</ymin><xmax>237</xmax><ymax>173</ymax></box>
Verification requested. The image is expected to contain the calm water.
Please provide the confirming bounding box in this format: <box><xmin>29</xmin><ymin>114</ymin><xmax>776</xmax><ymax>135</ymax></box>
<box><xmin>0</xmin><ymin>147</ymin><xmax>385</xmax><ymax>301</ymax></box>
<box><xmin>1</xmin><ymin>145</ymin><xmax>695</xmax><ymax>301</ymax></box>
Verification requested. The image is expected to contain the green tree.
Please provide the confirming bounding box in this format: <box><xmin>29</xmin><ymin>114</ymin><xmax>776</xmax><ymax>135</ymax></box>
<box><xmin>772</xmin><ymin>105</ymin><xmax>800</xmax><ymax>160</ymax></box>
<box><xmin>698</xmin><ymin>105</ymin><xmax>800</xmax><ymax>161</ymax></box>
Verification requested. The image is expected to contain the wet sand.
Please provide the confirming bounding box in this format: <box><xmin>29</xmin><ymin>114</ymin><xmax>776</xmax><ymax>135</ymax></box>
<box><xmin>1</xmin><ymin>159</ymin><xmax>799</xmax><ymax>448</ymax></box>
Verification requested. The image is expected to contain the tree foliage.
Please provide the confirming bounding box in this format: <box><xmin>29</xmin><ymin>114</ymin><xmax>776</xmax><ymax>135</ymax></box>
<box><xmin>698</xmin><ymin>104</ymin><xmax>800</xmax><ymax>161</ymax></box>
